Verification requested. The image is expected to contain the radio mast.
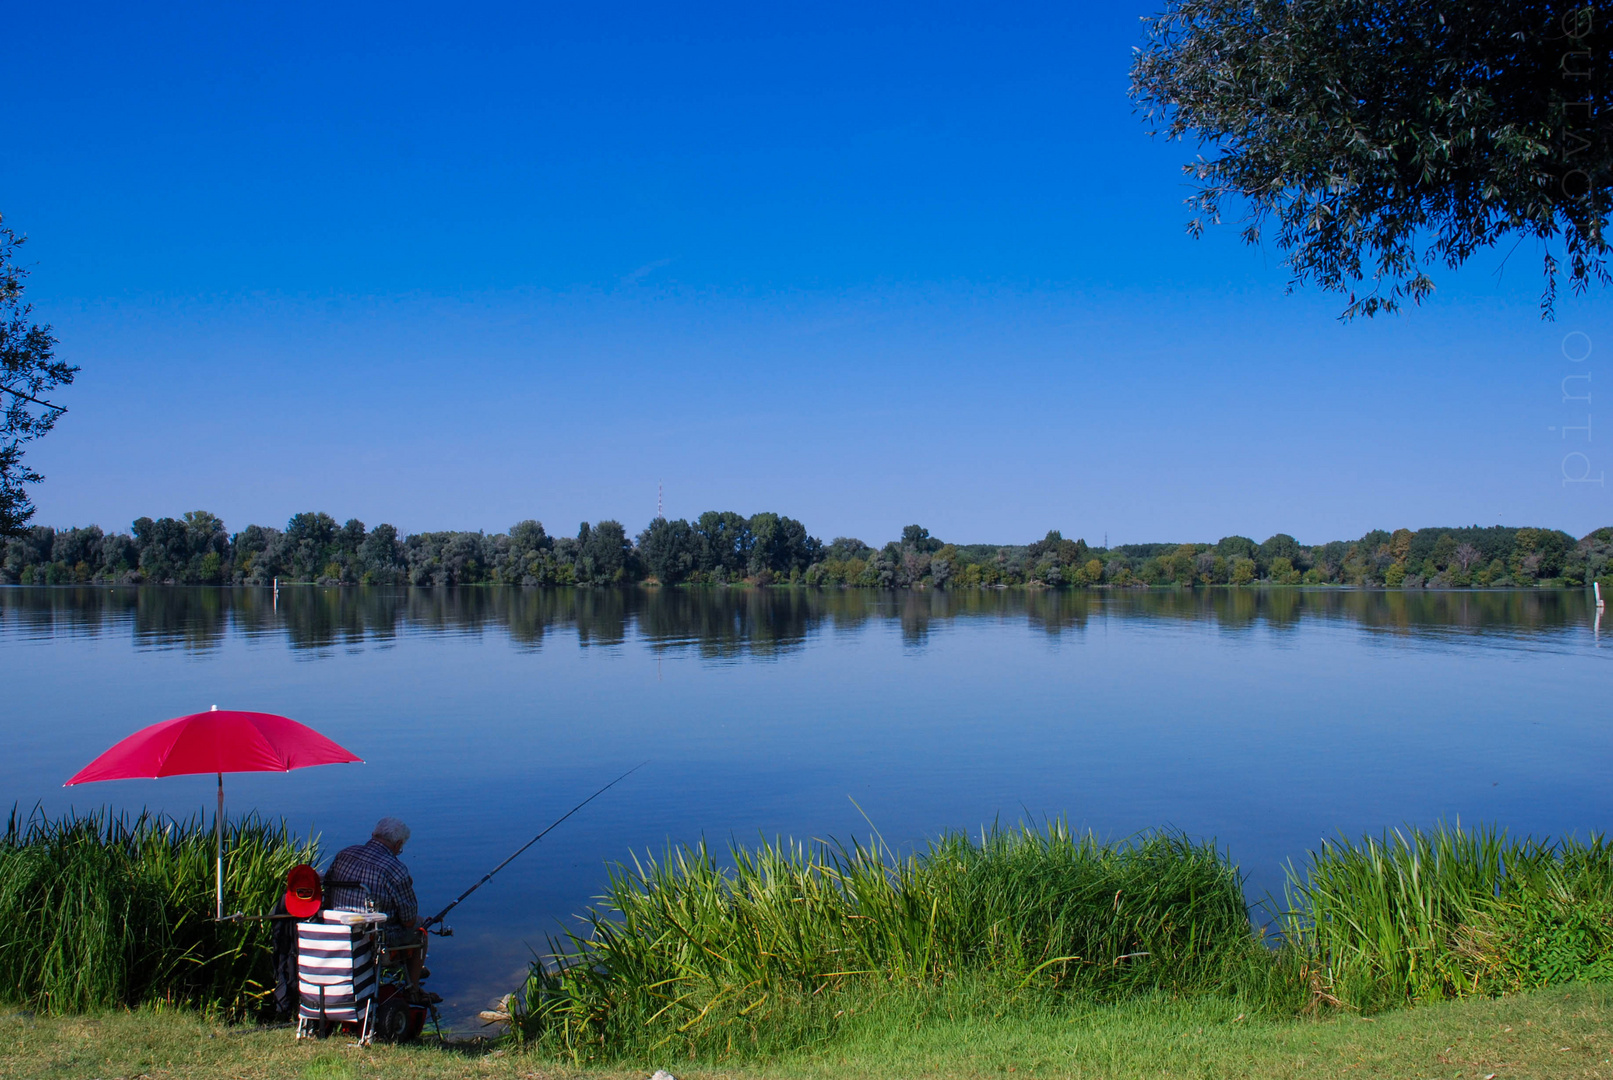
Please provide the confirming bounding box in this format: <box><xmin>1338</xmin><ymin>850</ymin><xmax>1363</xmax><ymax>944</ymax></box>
<box><xmin>657</xmin><ymin>480</ymin><xmax>663</xmax><ymax>520</ymax></box>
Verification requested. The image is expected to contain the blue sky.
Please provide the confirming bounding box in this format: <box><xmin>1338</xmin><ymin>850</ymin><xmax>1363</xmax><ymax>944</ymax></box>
<box><xmin>9</xmin><ymin>2</ymin><xmax>1611</xmax><ymax>546</ymax></box>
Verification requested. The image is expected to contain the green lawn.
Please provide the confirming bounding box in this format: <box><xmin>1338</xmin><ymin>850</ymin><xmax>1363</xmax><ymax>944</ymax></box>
<box><xmin>6</xmin><ymin>987</ymin><xmax>1613</xmax><ymax>1080</ymax></box>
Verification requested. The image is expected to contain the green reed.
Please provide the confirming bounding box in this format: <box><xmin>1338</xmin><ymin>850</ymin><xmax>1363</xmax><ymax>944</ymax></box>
<box><xmin>1283</xmin><ymin>824</ymin><xmax>1613</xmax><ymax>1011</ymax></box>
<box><xmin>518</xmin><ymin>824</ymin><xmax>1261</xmax><ymax>1060</ymax></box>
<box><xmin>0</xmin><ymin>807</ymin><xmax>317</xmax><ymax>1015</ymax></box>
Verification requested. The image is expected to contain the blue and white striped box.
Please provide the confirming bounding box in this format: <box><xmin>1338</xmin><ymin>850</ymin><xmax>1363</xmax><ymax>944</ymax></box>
<box><xmin>296</xmin><ymin>920</ymin><xmax>376</xmax><ymax>1022</ymax></box>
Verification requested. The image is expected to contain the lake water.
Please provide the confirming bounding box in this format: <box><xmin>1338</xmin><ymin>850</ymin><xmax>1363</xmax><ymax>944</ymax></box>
<box><xmin>3</xmin><ymin>585</ymin><xmax>1609</xmax><ymax>1025</ymax></box>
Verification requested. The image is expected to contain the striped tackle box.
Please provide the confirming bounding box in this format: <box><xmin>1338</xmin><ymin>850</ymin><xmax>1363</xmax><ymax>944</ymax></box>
<box><xmin>295</xmin><ymin>919</ymin><xmax>378</xmax><ymax>1042</ymax></box>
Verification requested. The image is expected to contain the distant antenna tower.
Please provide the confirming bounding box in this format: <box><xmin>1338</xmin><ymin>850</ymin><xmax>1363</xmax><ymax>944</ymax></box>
<box><xmin>658</xmin><ymin>480</ymin><xmax>663</xmax><ymax>520</ymax></box>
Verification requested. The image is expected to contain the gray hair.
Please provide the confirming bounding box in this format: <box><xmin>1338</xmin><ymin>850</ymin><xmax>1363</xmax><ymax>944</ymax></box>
<box><xmin>372</xmin><ymin>817</ymin><xmax>411</xmax><ymax>846</ymax></box>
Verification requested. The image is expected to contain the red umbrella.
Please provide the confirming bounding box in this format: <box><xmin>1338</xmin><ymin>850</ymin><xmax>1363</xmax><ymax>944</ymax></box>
<box><xmin>65</xmin><ymin>707</ymin><xmax>362</xmax><ymax>919</ymax></box>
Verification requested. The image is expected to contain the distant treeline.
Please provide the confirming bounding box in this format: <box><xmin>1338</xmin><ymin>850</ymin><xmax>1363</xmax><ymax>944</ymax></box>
<box><xmin>3</xmin><ymin>511</ymin><xmax>1611</xmax><ymax>589</ymax></box>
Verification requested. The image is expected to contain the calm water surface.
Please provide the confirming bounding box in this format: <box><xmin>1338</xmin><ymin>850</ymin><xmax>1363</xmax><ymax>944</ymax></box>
<box><xmin>3</xmin><ymin>585</ymin><xmax>1609</xmax><ymax>1024</ymax></box>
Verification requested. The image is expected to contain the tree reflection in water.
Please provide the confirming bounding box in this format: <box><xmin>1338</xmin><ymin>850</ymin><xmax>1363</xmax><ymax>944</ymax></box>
<box><xmin>0</xmin><ymin>585</ymin><xmax>1598</xmax><ymax>657</ymax></box>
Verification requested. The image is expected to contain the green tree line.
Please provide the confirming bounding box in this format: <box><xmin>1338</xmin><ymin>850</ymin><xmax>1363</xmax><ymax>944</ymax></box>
<box><xmin>3</xmin><ymin>512</ymin><xmax>1610</xmax><ymax>590</ymax></box>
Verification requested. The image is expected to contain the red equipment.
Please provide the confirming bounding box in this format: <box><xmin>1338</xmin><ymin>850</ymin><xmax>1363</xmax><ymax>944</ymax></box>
<box><xmin>63</xmin><ymin>709</ymin><xmax>362</xmax><ymax>783</ymax></box>
<box><xmin>285</xmin><ymin>864</ymin><xmax>323</xmax><ymax>919</ymax></box>
<box><xmin>64</xmin><ymin>707</ymin><xmax>362</xmax><ymax>919</ymax></box>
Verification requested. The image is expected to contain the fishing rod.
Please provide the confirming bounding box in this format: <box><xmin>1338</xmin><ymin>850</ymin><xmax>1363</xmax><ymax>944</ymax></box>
<box><xmin>420</xmin><ymin>761</ymin><xmax>645</xmax><ymax>933</ymax></box>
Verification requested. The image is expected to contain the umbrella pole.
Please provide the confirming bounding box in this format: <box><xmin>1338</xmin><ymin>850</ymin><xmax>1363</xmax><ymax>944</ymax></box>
<box><xmin>215</xmin><ymin>772</ymin><xmax>224</xmax><ymax>921</ymax></box>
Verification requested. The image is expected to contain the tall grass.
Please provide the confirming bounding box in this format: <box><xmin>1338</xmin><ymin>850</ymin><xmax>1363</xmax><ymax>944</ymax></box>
<box><xmin>518</xmin><ymin>824</ymin><xmax>1266</xmax><ymax>1060</ymax></box>
<box><xmin>0</xmin><ymin>807</ymin><xmax>317</xmax><ymax>1015</ymax></box>
<box><xmin>1284</xmin><ymin>824</ymin><xmax>1613</xmax><ymax>1011</ymax></box>
<box><xmin>11</xmin><ymin>804</ymin><xmax>1610</xmax><ymax>1054</ymax></box>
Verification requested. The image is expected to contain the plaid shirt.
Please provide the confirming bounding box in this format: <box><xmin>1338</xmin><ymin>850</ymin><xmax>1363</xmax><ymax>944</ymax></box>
<box><xmin>324</xmin><ymin>838</ymin><xmax>418</xmax><ymax>929</ymax></box>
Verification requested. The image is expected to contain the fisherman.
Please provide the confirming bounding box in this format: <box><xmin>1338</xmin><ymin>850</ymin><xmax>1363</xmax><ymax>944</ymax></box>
<box><xmin>325</xmin><ymin>817</ymin><xmax>439</xmax><ymax>1004</ymax></box>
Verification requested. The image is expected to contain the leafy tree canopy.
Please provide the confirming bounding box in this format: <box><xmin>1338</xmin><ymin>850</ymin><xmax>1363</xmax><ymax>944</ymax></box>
<box><xmin>1</xmin><ymin>216</ymin><xmax>74</xmax><ymax>533</ymax></box>
<box><xmin>6</xmin><ymin>510</ymin><xmax>1611</xmax><ymax>590</ymax></box>
<box><xmin>1130</xmin><ymin>1</ymin><xmax>1612</xmax><ymax>317</ymax></box>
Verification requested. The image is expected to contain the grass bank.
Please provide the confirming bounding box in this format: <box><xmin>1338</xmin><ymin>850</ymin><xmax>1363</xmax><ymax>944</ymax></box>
<box><xmin>520</xmin><ymin>826</ymin><xmax>1292</xmax><ymax>1061</ymax></box>
<box><xmin>8</xmin><ymin>811</ymin><xmax>1613</xmax><ymax>1070</ymax></box>
<box><xmin>519</xmin><ymin>822</ymin><xmax>1613</xmax><ymax>1064</ymax></box>
<box><xmin>6</xmin><ymin>984</ymin><xmax>1613</xmax><ymax>1078</ymax></box>
<box><xmin>1287</xmin><ymin>825</ymin><xmax>1613</xmax><ymax>1010</ymax></box>
<box><xmin>0</xmin><ymin>807</ymin><xmax>317</xmax><ymax>1016</ymax></box>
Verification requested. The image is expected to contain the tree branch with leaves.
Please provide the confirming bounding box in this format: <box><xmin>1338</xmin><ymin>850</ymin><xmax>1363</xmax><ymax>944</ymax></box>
<box><xmin>1</xmin><ymin>215</ymin><xmax>75</xmax><ymax>534</ymax></box>
<box><xmin>1130</xmin><ymin>1</ymin><xmax>1612</xmax><ymax>318</ymax></box>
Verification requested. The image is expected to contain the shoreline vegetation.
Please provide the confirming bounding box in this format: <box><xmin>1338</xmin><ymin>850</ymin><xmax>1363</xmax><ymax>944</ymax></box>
<box><xmin>4</xmin><ymin>511</ymin><xmax>1612</xmax><ymax>591</ymax></box>
<box><xmin>5</xmin><ymin>811</ymin><xmax>1613</xmax><ymax>1068</ymax></box>
<box><xmin>0</xmin><ymin>809</ymin><xmax>312</xmax><ymax>1016</ymax></box>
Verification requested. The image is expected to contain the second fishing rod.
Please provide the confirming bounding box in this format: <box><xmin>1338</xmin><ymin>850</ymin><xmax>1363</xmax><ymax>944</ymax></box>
<box><xmin>420</xmin><ymin>761</ymin><xmax>645</xmax><ymax>934</ymax></box>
